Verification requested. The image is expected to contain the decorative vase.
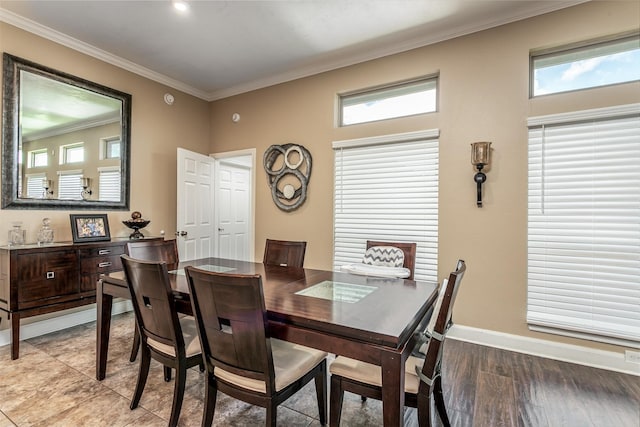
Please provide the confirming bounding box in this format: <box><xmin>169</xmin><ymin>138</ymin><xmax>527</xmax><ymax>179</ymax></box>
<box><xmin>122</xmin><ymin>211</ymin><xmax>150</xmax><ymax>239</ymax></box>
<box><xmin>37</xmin><ymin>218</ymin><xmax>55</xmax><ymax>244</ymax></box>
<box><xmin>8</xmin><ymin>222</ymin><xmax>26</xmax><ymax>246</ymax></box>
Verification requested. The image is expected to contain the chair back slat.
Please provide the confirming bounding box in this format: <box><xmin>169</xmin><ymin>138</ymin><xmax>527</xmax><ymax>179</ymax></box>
<box><xmin>418</xmin><ymin>260</ymin><xmax>466</xmax><ymax>390</ymax></box>
<box><xmin>185</xmin><ymin>266</ymin><xmax>276</xmax><ymax>387</ymax></box>
<box><xmin>121</xmin><ymin>255</ymin><xmax>184</xmax><ymax>352</ymax></box>
<box><xmin>126</xmin><ymin>239</ymin><xmax>180</xmax><ymax>270</ymax></box>
<box><xmin>366</xmin><ymin>240</ymin><xmax>417</xmax><ymax>280</ymax></box>
<box><xmin>263</xmin><ymin>239</ymin><xmax>307</xmax><ymax>267</ymax></box>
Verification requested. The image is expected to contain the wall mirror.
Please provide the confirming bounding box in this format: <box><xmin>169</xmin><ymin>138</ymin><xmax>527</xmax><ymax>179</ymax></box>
<box><xmin>2</xmin><ymin>53</ymin><xmax>131</xmax><ymax>210</ymax></box>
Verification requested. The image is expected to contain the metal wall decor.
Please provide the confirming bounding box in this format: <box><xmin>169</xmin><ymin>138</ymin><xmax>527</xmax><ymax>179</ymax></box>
<box><xmin>263</xmin><ymin>143</ymin><xmax>312</xmax><ymax>212</ymax></box>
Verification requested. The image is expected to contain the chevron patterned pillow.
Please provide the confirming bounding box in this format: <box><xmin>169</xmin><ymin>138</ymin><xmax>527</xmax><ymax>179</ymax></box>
<box><xmin>362</xmin><ymin>246</ymin><xmax>405</xmax><ymax>268</ymax></box>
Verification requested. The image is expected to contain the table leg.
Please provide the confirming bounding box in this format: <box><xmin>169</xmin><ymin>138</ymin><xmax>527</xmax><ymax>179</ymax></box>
<box><xmin>10</xmin><ymin>312</ymin><xmax>20</xmax><ymax>360</ymax></box>
<box><xmin>96</xmin><ymin>279</ymin><xmax>113</xmax><ymax>380</ymax></box>
<box><xmin>381</xmin><ymin>351</ymin><xmax>405</xmax><ymax>427</ymax></box>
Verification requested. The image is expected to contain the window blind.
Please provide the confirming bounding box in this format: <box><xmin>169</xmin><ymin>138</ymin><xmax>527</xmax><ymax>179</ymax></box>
<box><xmin>58</xmin><ymin>170</ymin><xmax>83</xmax><ymax>200</ymax></box>
<box><xmin>333</xmin><ymin>131</ymin><xmax>439</xmax><ymax>282</ymax></box>
<box><xmin>99</xmin><ymin>167</ymin><xmax>121</xmax><ymax>201</ymax></box>
<box><xmin>26</xmin><ymin>174</ymin><xmax>46</xmax><ymax>199</ymax></box>
<box><xmin>527</xmin><ymin>105</ymin><xmax>640</xmax><ymax>346</ymax></box>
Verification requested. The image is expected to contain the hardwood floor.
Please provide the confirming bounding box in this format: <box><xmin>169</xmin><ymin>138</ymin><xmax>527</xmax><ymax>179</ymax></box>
<box><xmin>0</xmin><ymin>313</ymin><xmax>638</xmax><ymax>426</ymax></box>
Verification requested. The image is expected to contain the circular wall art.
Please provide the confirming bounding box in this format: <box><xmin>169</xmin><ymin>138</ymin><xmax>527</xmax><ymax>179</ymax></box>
<box><xmin>263</xmin><ymin>143</ymin><xmax>312</xmax><ymax>212</ymax></box>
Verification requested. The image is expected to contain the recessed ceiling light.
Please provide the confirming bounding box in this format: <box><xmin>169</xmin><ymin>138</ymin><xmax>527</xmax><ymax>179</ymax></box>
<box><xmin>172</xmin><ymin>1</ymin><xmax>189</xmax><ymax>12</ymax></box>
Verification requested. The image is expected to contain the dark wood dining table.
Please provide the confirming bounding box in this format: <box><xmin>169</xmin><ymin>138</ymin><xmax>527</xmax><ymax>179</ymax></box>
<box><xmin>96</xmin><ymin>257</ymin><xmax>438</xmax><ymax>427</ymax></box>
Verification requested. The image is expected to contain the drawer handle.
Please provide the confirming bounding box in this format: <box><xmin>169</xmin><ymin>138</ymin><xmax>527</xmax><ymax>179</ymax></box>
<box><xmin>46</xmin><ymin>271</ymin><xmax>55</xmax><ymax>279</ymax></box>
<box><xmin>98</xmin><ymin>250</ymin><xmax>111</xmax><ymax>255</ymax></box>
<box><xmin>98</xmin><ymin>262</ymin><xmax>112</xmax><ymax>268</ymax></box>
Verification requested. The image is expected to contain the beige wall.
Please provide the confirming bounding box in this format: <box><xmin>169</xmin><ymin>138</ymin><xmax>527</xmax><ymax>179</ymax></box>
<box><xmin>208</xmin><ymin>1</ymin><xmax>640</xmax><ymax>354</ymax></box>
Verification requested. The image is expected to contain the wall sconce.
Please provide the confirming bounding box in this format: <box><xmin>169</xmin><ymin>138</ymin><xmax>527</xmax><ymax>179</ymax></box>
<box><xmin>81</xmin><ymin>177</ymin><xmax>93</xmax><ymax>200</ymax></box>
<box><xmin>42</xmin><ymin>179</ymin><xmax>54</xmax><ymax>199</ymax></box>
<box><xmin>471</xmin><ymin>141</ymin><xmax>492</xmax><ymax>207</ymax></box>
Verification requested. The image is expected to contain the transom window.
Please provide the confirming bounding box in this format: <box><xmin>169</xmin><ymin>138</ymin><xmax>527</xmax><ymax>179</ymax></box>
<box><xmin>339</xmin><ymin>76</ymin><xmax>438</xmax><ymax>126</ymax></box>
<box><xmin>102</xmin><ymin>136</ymin><xmax>121</xmax><ymax>159</ymax></box>
<box><xmin>60</xmin><ymin>143</ymin><xmax>84</xmax><ymax>164</ymax></box>
<box><xmin>531</xmin><ymin>33</ymin><xmax>640</xmax><ymax>97</ymax></box>
<box><xmin>28</xmin><ymin>149</ymin><xmax>48</xmax><ymax>168</ymax></box>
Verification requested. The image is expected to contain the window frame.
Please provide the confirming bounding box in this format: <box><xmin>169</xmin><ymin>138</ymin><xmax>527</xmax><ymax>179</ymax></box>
<box><xmin>338</xmin><ymin>75</ymin><xmax>438</xmax><ymax>127</ymax></box>
<box><xmin>530</xmin><ymin>31</ymin><xmax>640</xmax><ymax>98</ymax></box>
<box><xmin>60</xmin><ymin>142</ymin><xmax>85</xmax><ymax>165</ymax></box>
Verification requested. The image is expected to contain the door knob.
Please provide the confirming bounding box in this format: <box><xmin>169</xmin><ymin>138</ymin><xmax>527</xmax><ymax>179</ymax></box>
<box><xmin>218</xmin><ymin>227</ymin><xmax>224</xmax><ymax>232</ymax></box>
<box><xmin>175</xmin><ymin>231</ymin><xmax>188</xmax><ymax>237</ymax></box>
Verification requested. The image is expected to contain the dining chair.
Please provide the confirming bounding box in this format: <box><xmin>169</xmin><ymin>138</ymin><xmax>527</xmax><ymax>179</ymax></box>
<box><xmin>263</xmin><ymin>238</ymin><xmax>307</xmax><ymax>267</ymax></box>
<box><xmin>120</xmin><ymin>255</ymin><xmax>202</xmax><ymax>427</ymax></box>
<box><xmin>126</xmin><ymin>239</ymin><xmax>180</xmax><ymax>363</ymax></box>
<box><xmin>366</xmin><ymin>240</ymin><xmax>417</xmax><ymax>280</ymax></box>
<box><xmin>184</xmin><ymin>266</ymin><xmax>328</xmax><ymax>426</ymax></box>
<box><xmin>329</xmin><ymin>260</ymin><xmax>466</xmax><ymax>427</ymax></box>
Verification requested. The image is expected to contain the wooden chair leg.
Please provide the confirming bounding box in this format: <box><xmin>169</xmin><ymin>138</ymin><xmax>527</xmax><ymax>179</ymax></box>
<box><xmin>164</xmin><ymin>366</ymin><xmax>172</xmax><ymax>382</ymax></box>
<box><xmin>314</xmin><ymin>360</ymin><xmax>327</xmax><ymax>425</ymax></box>
<box><xmin>168</xmin><ymin>365</ymin><xmax>187</xmax><ymax>427</ymax></box>
<box><xmin>131</xmin><ymin>346</ymin><xmax>151</xmax><ymax>409</ymax></box>
<box><xmin>433</xmin><ymin>375</ymin><xmax>451</xmax><ymax>427</ymax></box>
<box><xmin>129</xmin><ymin>327</ymin><xmax>140</xmax><ymax>362</ymax></box>
<box><xmin>202</xmin><ymin>373</ymin><xmax>217</xmax><ymax>427</ymax></box>
<box><xmin>266</xmin><ymin>403</ymin><xmax>277</xmax><ymax>427</ymax></box>
<box><xmin>329</xmin><ymin>375</ymin><xmax>345</xmax><ymax>427</ymax></box>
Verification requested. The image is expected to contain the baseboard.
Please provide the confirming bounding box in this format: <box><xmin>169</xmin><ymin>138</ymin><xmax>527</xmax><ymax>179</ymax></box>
<box><xmin>1</xmin><ymin>307</ymin><xmax>638</xmax><ymax>376</ymax></box>
<box><xmin>0</xmin><ymin>301</ymin><xmax>133</xmax><ymax>348</ymax></box>
<box><xmin>448</xmin><ymin>324</ymin><xmax>640</xmax><ymax>376</ymax></box>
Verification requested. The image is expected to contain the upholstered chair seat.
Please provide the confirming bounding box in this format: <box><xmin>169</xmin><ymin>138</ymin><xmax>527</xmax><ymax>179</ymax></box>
<box><xmin>146</xmin><ymin>316</ymin><xmax>201</xmax><ymax>358</ymax></box>
<box><xmin>215</xmin><ymin>340</ymin><xmax>327</xmax><ymax>393</ymax></box>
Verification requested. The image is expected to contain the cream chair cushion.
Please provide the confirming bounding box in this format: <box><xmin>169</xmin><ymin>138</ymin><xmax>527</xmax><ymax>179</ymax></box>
<box><xmin>147</xmin><ymin>316</ymin><xmax>201</xmax><ymax>358</ymax></box>
<box><xmin>215</xmin><ymin>339</ymin><xmax>327</xmax><ymax>393</ymax></box>
<box><xmin>329</xmin><ymin>355</ymin><xmax>425</xmax><ymax>394</ymax></box>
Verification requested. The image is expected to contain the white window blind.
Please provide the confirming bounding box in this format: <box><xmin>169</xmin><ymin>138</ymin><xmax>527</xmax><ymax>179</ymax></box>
<box><xmin>333</xmin><ymin>130</ymin><xmax>439</xmax><ymax>282</ymax></box>
<box><xmin>98</xmin><ymin>167</ymin><xmax>121</xmax><ymax>201</ymax></box>
<box><xmin>26</xmin><ymin>174</ymin><xmax>46</xmax><ymax>199</ymax></box>
<box><xmin>58</xmin><ymin>170</ymin><xmax>83</xmax><ymax>200</ymax></box>
<box><xmin>527</xmin><ymin>104</ymin><xmax>640</xmax><ymax>346</ymax></box>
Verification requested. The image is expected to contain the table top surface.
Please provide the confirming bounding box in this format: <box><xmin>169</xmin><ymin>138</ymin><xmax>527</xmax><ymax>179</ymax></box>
<box><xmin>103</xmin><ymin>257</ymin><xmax>438</xmax><ymax>349</ymax></box>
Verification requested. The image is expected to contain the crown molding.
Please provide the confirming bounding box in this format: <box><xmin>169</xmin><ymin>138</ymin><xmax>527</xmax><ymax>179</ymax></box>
<box><xmin>2</xmin><ymin>1</ymin><xmax>588</xmax><ymax>102</ymax></box>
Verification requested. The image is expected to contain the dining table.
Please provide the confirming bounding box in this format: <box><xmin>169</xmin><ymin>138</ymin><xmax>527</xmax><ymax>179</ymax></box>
<box><xmin>95</xmin><ymin>257</ymin><xmax>438</xmax><ymax>427</ymax></box>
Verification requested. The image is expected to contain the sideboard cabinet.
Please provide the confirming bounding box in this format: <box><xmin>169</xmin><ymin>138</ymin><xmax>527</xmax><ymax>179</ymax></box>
<box><xmin>0</xmin><ymin>238</ymin><xmax>160</xmax><ymax>359</ymax></box>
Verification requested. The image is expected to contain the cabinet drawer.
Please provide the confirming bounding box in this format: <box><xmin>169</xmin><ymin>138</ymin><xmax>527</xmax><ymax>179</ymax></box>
<box><xmin>80</xmin><ymin>254</ymin><xmax>123</xmax><ymax>275</ymax></box>
<box><xmin>77</xmin><ymin>245</ymin><xmax>125</xmax><ymax>258</ymax></box>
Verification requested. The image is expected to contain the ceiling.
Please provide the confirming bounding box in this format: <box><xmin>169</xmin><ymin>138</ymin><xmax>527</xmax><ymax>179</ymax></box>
<box><xmin>1</xmin><ymin>0</ymin><xmax>586</xmax><ymax>101</ymax></box>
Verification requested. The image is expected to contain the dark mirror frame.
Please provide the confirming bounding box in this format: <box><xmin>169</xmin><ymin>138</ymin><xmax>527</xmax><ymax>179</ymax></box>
<box><xmin>1</xmin><ymin>53</ymin><xmax>131</xmax><ymax>210</ymax></box>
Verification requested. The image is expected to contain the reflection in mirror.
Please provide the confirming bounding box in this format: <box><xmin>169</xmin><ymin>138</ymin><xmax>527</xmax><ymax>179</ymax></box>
<box><xmin>2</xmin><ymin>53</ymin><xmax>131</xmax><ymax>210</ymax></box>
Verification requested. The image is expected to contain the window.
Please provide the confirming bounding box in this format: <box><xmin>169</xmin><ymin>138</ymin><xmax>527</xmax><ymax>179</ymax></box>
<box><xmin>98</xmin><ymin>166</ymin><xmax>121</xmax><ymax>201</ymax></box>
<box><xmin>28</xmin><ymin>149</ymin><xmax>48</xmax><ymax>168</ymax></box>
<box><xmin>25</xmin><ymin>174</ymin><xmax>46</xmax><ymax>198</ymax></box>
<box><xmin>333</xmin><ymin>130</ymin><xmax>439</xmax><ymax>282</ymax></box>
<box><xmin>531</xmin><ymin>33</ymin><xmax>640</xmax><ymax>97</ymax></box>
<box><xmin>527</xmin><ymin>104</ymin><xmax>640</xmax><ymax>347</ymax></box>
<box><xmin>339</xmin><ymin>77</ymin><xmax>437</xmax><ymax>126</ymax></box>
<box><xmin>102</xmin><ymin>137</ymin><xmax>121</xmax><ymax>159</ymax></box>
<box><xmin>57</xmin><ymin>170</ymin><xmax>83</xmax><ymax>200</ymax></box>
<box><xmin>60</xmin><ymin>143</ymin><xmax>84</xmax><ymax>164</ymax></box>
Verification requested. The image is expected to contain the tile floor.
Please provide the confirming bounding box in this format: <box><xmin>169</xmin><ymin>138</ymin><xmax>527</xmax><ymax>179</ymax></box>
<box><xmin>0</xmin><ymin>312</ymin><xmax>392</xmax><ymax>427</ymax></box>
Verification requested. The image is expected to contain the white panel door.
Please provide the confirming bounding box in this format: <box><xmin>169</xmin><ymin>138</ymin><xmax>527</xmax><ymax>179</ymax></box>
<box><xmin>176</xmin><ymin>148</ymin><xmax>215</xmax><ymax>260</ymax></box>
<box><xmin>216</xmin><ymin>160</ymin><xmax>251</xmax><ymax>261</ymax></box>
